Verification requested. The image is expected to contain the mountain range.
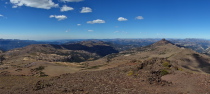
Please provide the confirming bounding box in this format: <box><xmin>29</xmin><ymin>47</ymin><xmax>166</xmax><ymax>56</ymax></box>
<box><xmin>0</xmin><ymin>39</ymin><xmax>210</xmax><ymax>94</ymax></box>
<box><xmin>1</xmin><ymin>38</ymin><xmax>210</xmax><ymax>55</ymax></box>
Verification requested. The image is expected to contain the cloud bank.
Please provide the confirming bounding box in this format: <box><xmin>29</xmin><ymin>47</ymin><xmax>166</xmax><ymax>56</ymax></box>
<box><xmin>77</xmin><ymin>24</ymin><xmax>81</xmax><ymax>26</ymax></box>
<box><xmin>61</xmin><ymin>5</ymin><xmax>74</xmax><ymax>12</ymax></box>
<box><xmin>136</xmin><ymin>16</ymin><xmax>144</xmax><ymax>20</ymax></box>
<box><xmin>81</xmin><ymin>7</ymin><xmax>92</xmax><ymax>13</ymax></box>
<box><xmin>10</xmin><ymin>0</ymin><xmax>58</xmax><ymax>9</ymax></box>
<box><xmin>118</xmin><ymin>17</ymin><xmax>128</xmax><ymax>21</ymax></box>
<box><xmin>49</xmin><ymin>15</ymin><xmax>67</xmax><ymax>21</ymax></box>
<box><xmin>87</xmin><ymin>19</ymin><xmax>105</xmax><ymax>24</ymax></box>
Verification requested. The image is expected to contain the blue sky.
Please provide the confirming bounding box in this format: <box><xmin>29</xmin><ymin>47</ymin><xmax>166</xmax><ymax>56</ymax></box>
<box><xmin>0</xmin><ymin>0</ymin><xmax>210</xmax><ymax>40</ymax></box>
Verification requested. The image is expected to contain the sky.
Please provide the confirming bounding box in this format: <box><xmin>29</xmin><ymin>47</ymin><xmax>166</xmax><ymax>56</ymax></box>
<box><xmin>0</xmin><ymin>0</ymin><xmax>210</xmax><ymax>40</ymax></box>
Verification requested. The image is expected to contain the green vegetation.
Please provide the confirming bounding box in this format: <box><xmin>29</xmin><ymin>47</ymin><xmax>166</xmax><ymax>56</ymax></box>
<box><xmin>174</xmin><ymin>66</ymin><xmax>183</xmax><ymax>71</ymax></box>
<box><xmin>32</xmin><ymin>66</ymin><xmax>48</xmax><ymax>77</ymax></box>
<box><xmin>178</xmin><ymin>67</ymin><xmax>183</xmax><ymax>71</ymax></box>
<box><xmin>162</xmin><ymin>60</ymin><xmax>171</xmax><ymax>68</ymax></box>
<box><xmin>160</xmin><ymin>69</ymin><xmax>169</xmax><ymax>76</ymax></box>
<box><xmin>35</xmin><ymin>66</ymin><xmax>45</xmax><ymax>71</ymax></box>
<box><xmin>39</xmin><ymin>72</ymin><xmax>48</xmax><ymax>77</ymax></box>
<box><xmin>126</xmin><ymin>70</ymin><xmax>138</xmax><ymax>76</ymax></box>
<box><xmin>127</xmin><ymin>70</ymin><xmax>134</xmax><ymax>76</ymax></box>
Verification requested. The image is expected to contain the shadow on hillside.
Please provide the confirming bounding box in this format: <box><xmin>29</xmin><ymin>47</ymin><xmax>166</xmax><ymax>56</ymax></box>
<box><xmin>61</xmin><ymin>44</ymin><xmax>119</xmax><ymax>57</ymax></box>
<box><xmin>182</xmin><ymin>65</ymin><xmax>200</xmax><ymax>72</ymax></box>
<box><xmin>193</xmin><ymin>54</ymin><xmax>210</xmax><ymax>74</ymax></box>
<box><xmin>50</xmin><ymin>44</ymin><xmax>63</xmax><ymax>49</ymax></box>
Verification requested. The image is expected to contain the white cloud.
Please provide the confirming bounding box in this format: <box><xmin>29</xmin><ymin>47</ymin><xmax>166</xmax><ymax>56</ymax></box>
<box><xmin>136</xmin><ymin>16</ymin><xmax>144</xmax><ymax>20</ymax></box>
<box><xmin>65</xmin><ymin>29</ymin><xmax>70</xmax><ymax>32</ymax></box>
<box><xmin>88</xmin><ymin>30</ymin><xmax>94</xmax><ymax>32</ymax></box>
<box><xmin>61</xmin><ymin>5</ymin><xmax>74</xmax><ymax>12</ymax></box>
<box><xmin>77</xmin><ymin>24</ymin><xmax>81</xmax><ymax>26</ymax></box>
<box><xmin>0</xmin><ymin>14</ymin><xmax>3</xmax><ymax>17</ymax></box>
<box><xmin>118</xmin><ymin>17</ymin><xmax>128</xmax><ymax>21</ymax></box>
<box><xmin>61</xmin><ymin>0</ymin><xmax>83</xmax><ymax>2</ymax></box>
<box><xmin>80</xmin><ymin>7</ymin><xmax>92</xmax><ymax>13</ymax></box>
<box><xmin>87</xmin><ymin>19</ymin><xmax>105</xmax><ymax>24</ymax></box>
<box><xmin>12</xmin><ymin>5</ymin><xmax>18</xmax><ymax>8</ymax></box>
<box><xmin>10</xmin><ymin>0</ymin><xmax>58</xmax><ymax>9</ymax></box>
<box><xmin>49</xmin><ymin>15</ymin><xmax>67</xmax><ymax>21</ymax></box>
<box><xmin>49</xmin><ymin>15</ymin><xmax>54</xmax><ymax>18</ymax></box>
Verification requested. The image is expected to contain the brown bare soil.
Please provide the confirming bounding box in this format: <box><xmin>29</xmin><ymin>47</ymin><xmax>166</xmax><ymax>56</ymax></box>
<box><xmin>0</xmin><ymin>39</ymin><xmax>210</xmax><ymax>94</ymax></box>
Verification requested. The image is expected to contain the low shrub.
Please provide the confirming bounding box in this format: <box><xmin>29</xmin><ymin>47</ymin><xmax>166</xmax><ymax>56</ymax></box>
<box><xmin>35</xmin><ymin>66</ymin><xmax>45</xmax><ymax>71</ymax></box>
<box><xmin>127</xmin><ymin>70</ymin><xmax>134</xmax><ymax>76</ymax></box>
<box><xmin>160</xmin><ymin>69</ymin><xmax>169</xmax><ymax>76</ymax></box>
<box><xmin>162</xmin><ymin>60</ymin><xmax>171</xmax><ymax>68</ymax></box>
<box><xmin>39</xmin><ymin>72</ymin><xmax>48</xmax><ymax>77</ymax></box>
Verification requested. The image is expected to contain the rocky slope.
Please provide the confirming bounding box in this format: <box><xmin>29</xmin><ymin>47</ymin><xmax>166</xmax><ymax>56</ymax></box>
<box><xmin>0</xmin><ymin>41</ymin><xmax>118</xmax><ymax>76</ymax></box>
<box><xmin>0</xmin><ymin>39</ymin><xmax>210</xmax><ymax>94</ymax></box>
<box><xmin>0</xmin><ymin>41</ymin><xmax>118</xmax><ymax>64</ymax></box>
<box><xmin>33</xmin><ymin>39</ymin><xmax>210</xmax><ymax>93</ymax></box>
<box><xmin>168</xmin><ymin>39</ymin><xmax>210</xmax><ymax>55</ymax></box>
<box><xmin>204</xmin><ymin>47</ymin><xmax>210</xmax><ymax>55</ymax></box>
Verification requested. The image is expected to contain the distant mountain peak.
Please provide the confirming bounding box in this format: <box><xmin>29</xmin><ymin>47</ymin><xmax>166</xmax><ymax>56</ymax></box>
<box><xmin>161</xmin><ymin>38</ymin><xmax>166</xmax><ymax>41</ymax></box>
<box><xmin>152</xmin><ymin>39</ymin><xmax>174</xmax><ymax>46</ymax></box>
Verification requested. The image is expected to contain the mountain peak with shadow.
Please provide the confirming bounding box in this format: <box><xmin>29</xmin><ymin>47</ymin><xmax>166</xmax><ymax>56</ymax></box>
<box><xmin>151</xmin><ymin>38</ymin><xmax>174</xmax><ymax>46</ymax></box>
